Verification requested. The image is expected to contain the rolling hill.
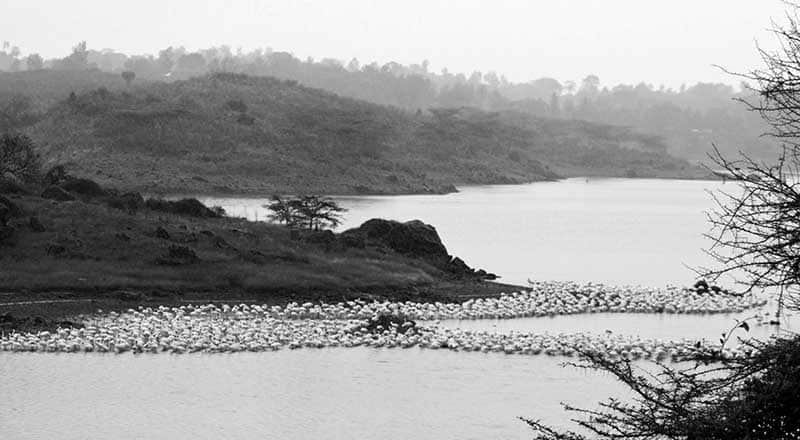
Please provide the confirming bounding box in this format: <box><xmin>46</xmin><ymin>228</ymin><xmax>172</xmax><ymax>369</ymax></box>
<box><xmin>12</xmin><ymin>71</ymin><xmax>709</xmax><ymax>195</ymax></box>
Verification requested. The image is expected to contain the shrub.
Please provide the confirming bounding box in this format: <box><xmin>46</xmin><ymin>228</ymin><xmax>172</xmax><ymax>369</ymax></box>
<box><xmin>145</xmin><ymin>197</ymin><xmax>225</xmax><ymax>218</ymax></box>
<box><xmin>0</xmin><ymin>133</ymin><xmax>41</xmax><ymax>182</ymax></box>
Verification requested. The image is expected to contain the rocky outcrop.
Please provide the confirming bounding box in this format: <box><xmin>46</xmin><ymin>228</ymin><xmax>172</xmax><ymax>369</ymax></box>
<box><xmin>342</xmin><ymin>218</ymin><xmax>497</xmax><ymax>280</ymax></box>
<box><xmin>347</xmin><ymin>219</ymin><xmax>449</xmax><ymax>258</ymax></box>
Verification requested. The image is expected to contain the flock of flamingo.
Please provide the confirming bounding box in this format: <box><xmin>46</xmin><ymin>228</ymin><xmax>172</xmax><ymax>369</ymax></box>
<box><xmin>0</xmin><ymin>281</ymin><xmax>771</xmax><ymax>359</ymax></box>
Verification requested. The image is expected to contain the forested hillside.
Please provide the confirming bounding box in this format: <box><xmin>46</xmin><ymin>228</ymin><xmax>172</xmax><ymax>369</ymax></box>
<box><xmin>8</xmin><ymin>72</ymin><xmax>704</xmax><ymax>195</ymax></box>
<box><xmin>0</xmin><ymin>42</ymin><xmax>777</xmax><ymax>162</ymax></box>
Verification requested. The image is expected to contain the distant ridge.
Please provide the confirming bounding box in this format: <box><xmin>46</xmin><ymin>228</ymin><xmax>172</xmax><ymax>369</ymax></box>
<box><xmin>11</xmin><ymin>71</ymin><xmax>708</xmax><ymax>195</ymax></box>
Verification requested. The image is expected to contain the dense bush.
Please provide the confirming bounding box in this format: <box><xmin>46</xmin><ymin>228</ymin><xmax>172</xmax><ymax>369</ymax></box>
<box><xmin>523</xmin><ymin>336</ymin><xmax>800</xmax><ymax>440</ymax></box>
<box><xmin>0</xmin><ymin>132</ymin><xmax>40</xmax><ymax>182</ymax></box>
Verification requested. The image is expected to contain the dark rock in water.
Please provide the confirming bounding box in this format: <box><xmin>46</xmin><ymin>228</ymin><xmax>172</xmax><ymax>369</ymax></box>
<box><xmin>0</xmin><ymin>313</ymin><xmax>83</xmax><ymax>333</ymax></box>
<box><xmin>440</xmin><ymin>183</ymin><xmax>458</xmax><ymax>194</ymax></box>
<box><xmin>155</xmin><ymin>245</ymin><xmax>199</xmax><ymax>265</ymax></box>
<box><xmin>355</xmin><ymin>314</ymin><xmax>417</xmax><ymax>335</ymax></box>
<box><xmin>61</xmin><ymin>178</ymin><xmax>107</xmax><ymax>199</ymax></box>
<box><xmin>153</xmin><ymin>226</ymin><xmax>171</xmax><ymax>240</ymax></box>
<box><xmin>41</xmin><ymin>186</ymin><xmax>76</xmax><ymax>201</ymax></box>
<box><xmin>115</xmin><ymin>232</ymin><xmax>131</xmax><ymax>241</ymax></box>
<box><xmin>28</xmin><ymin>216</ymin><xmax>45</xmax><ymax>232</ymax></box>
<box><xmin>106</xmin><ymin>191</ymin><xmax>144</xmax><ymax>212</ymax></box>
<box><xmin>145</xmin><ymin>198</ymin><xmax>223</xmax><ymax>218</ymax></box>
<box><xmin>343</xmin><ymin>219</ymin><xmax>449</xmax><ymax>258</ymax></box>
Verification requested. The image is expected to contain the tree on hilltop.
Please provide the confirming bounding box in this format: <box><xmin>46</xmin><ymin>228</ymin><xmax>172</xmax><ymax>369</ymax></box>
<box><xmin>121</xmin><ymin>70</ymin><xmax>136</xmax><ymax>86</ymax></box>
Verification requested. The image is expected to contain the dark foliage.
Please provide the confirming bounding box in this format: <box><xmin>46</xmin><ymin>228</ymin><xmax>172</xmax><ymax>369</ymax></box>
<box><xmin>525</xmin><ymin>6</ymin><xmax>800</xmax><ymax>439</ymax></box>
<box><xmin>522</xmin><ymin>336</ymin><xmax>800</xmax><ymax>440</ymax></box>
<box><xmin>0</xmin><ymin>94</ymin><xmax>39</xmax><ymax>131</ymax></box>
<box><xmin>700</xmin><ymin>147</ymin><xmax>800</xmax><ymax>312</ymax></box>
<box><xmin>0</xmin><ymin>41</ymin><xmax>773</xmax><ymax>161</ymax></box>
<box><xmin>144</xmin><ymin>198</ymin><xmax>225</xmax><ymax>218</ymax></box>
<box><xmin>0</xmin><ymin>132</ymin><xmax>40</xmax><ymax>182</ymax></box>
<box><xmin>266</xmin><ymin>195</ymin><xmax>346</xmax><ymax>231</ymax></box>
<box><xmin>121</xmin><ymin>70</ymin><xmax>135</xmax><ymax>86</ymax></box>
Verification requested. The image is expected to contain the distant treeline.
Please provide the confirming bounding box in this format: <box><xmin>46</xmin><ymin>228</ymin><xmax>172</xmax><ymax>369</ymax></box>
<box><xmin>0</xmin><ymin>41</ymin><xmax>777</xmax><ymax>160</ymax></box>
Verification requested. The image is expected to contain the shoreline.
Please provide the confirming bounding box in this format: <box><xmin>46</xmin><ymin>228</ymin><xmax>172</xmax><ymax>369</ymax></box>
<box><xmin>161</xmin><ymin>175</ymin><xmax>724</xmax><ymax>205</ymax></box>
<box><xmin>0</xmin><ymin>280</ymin><xmax>525</xmax><ymax>328</ymax></box>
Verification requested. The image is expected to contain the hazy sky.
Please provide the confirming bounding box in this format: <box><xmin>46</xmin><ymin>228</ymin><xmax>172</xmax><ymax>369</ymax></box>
<box><xmin>0</xmin><ymin>0</ymin><xmax>789</xmax><ymax>87</ymax></box>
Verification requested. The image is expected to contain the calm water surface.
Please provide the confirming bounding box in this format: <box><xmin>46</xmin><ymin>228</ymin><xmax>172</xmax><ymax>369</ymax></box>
<box><xmin>206</xmin><ymin>178</ymin><xmax>729</xmax><ymax>286</ymax></box>
<box><xmin>4</xmin><ymin>178</ymin><xmax>791</xmax><ymax>440</ymax></box>
<box><xmin>1</xmin><ymin>350</ymin><xmax>625</xmax><ymax>440</ymax></box>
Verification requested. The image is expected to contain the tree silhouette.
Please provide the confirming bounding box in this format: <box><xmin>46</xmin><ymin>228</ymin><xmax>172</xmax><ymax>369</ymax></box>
<box><xmin>121</xmin><ymin>70</ymin><xmax>136</xmax><ymax>86</ymax></box>
<box><xmin>25</xmin><ymin>53</ymin><xmax>43</xmax><ymax>71</ymax></box>
<box><xmin>266</xmin><ymin>195</ymin><xmax>346</xmax><ymax>230</ymax></box>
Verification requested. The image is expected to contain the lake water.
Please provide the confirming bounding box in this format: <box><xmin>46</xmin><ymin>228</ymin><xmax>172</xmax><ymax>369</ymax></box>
<box><xmin>2</xmin><ymin>178</ymin><xmax>791</xmax><ymax>440</ymax></box>
<box><xmin>204</xmin><ymin>177</ymin><xmax>730</xmax><ymax>287</ymax></box>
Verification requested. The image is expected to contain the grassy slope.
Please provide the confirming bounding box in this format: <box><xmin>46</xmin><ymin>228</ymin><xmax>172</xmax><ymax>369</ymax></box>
<box><xmin>0</xmin><ymin>193</ymin><xmax>519</xmax><ymax>320</ymax></box>
<box><xmin>0</xmin><ymin>195</ymin><xmax>437</xmax><ymax>292</ymax></box>
<box><xmin>0</xmin><ymin>69</ymin><xmax>131</xmax><ymax>111</ymax></box>
<box><xmin>14</xmin><ymin>71</ymin><xmax>709</xmax><ymax>196</ymax></box>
